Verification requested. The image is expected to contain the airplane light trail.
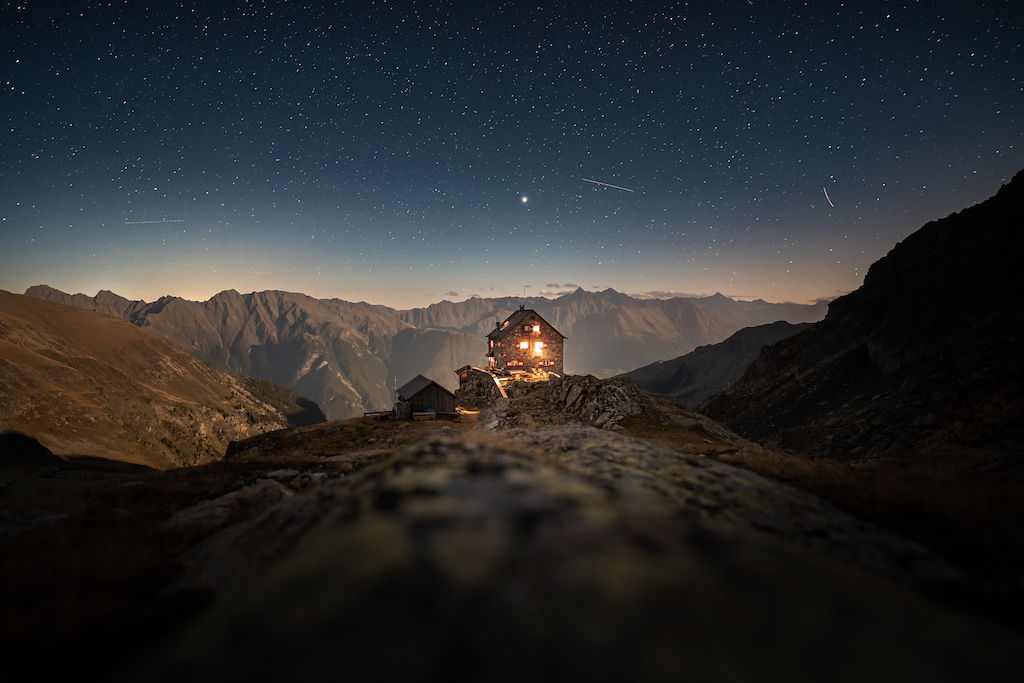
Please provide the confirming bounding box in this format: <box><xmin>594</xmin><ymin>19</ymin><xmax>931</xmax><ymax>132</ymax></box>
<box><xmin>582</xmin><ymin>178</ymin><xmax>635</xmax><ymax>192</ymax></box>
<box><xmin>823</xmin><ymin>187</ymin><xmax>834</xmax><ymax>208</ymax></box>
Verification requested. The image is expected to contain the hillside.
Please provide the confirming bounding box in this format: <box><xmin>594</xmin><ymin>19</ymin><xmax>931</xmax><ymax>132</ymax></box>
<box><xmin>622</xmin><ymin>321</ymin><xmax>813</xmax><ymax>407</ymax></box>
<box><xmin>702</xmin><ymin>168</ymin><xmax>1024</xmax><ymax>467</ymax></box>
<box><xmin>0</xmin><ymin>291</ymin><xmax>298</xmax><ymax>469</ymax></box>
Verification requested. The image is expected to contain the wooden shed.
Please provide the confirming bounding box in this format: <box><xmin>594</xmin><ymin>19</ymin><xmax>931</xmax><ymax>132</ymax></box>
<box><xmin>397</xmin><ymin>374</ymin><xmax>457</xmax><ymax>416</ymax></box>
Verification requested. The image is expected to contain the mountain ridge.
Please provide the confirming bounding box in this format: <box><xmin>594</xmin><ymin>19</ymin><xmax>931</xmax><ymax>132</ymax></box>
<box><xmin>24</xmin><ymin>286</ymin><xmax>827</xmax><ymax>418</ymax></box>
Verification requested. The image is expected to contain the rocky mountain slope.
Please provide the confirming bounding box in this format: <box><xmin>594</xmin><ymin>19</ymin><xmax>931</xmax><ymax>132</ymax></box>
<box><xmin>702</xmin><ymin>168</ymin><xmax>1024</xmax><ymax>468</ymax></box>
<box><xmin>622</xmin><ymin>321</ymin><xmax>813</xmax><ymax>407</ymax></box>
<box><xmin>0</xmin><ymin>291</ymin><xmax>302</xmax><ymax>469</ymax></box>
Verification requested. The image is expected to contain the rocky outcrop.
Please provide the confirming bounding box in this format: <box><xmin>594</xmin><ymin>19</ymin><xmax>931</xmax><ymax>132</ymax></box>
<box><xmin>454</xmin><ymin>367</ymin><xmax>505</xmax><ymax>407</ymax></box>
<box><xmin>476</xmin><ymin>375</ymin><xmax>646</xmax><ymax>431</ymax></box>
<box><xmin>133</xmin><ymin>428</ymin><xmax>1021</xmax><ymax>681</ymax></box>
<box><xmin>702</xmin><ymin>169</ymin><xmax>1024</xmax><ymax>465</ymax></box>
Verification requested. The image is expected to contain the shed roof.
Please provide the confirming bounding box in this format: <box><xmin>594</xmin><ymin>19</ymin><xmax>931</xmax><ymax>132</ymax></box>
<box><xmin>397</xmin><ymin>374</ymin><xmax>455</xmax><ymax>401</ymax></box>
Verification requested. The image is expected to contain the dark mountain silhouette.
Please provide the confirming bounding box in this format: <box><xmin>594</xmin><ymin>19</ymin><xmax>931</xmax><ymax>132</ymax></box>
<box><xmin>621</xmin><ymin>321</ymin><xmax>813</xmax><ymax>407</ymax></box>
<box><xmin>0</xmin><ymin>290</ymin><xmax>299</xmax><ymax>469</ymax></box>
<box><xmin>702</xmin><ymin>168</ymin><xmax>1024</xmax><ymax>467</ymax></box>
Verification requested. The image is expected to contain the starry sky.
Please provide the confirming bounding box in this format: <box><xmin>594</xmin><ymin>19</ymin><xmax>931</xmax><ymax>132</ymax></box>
<box><xmin>2</xmin><ymin>1</ymin><xmax>1022</xmax><ymax>309</ymax></box>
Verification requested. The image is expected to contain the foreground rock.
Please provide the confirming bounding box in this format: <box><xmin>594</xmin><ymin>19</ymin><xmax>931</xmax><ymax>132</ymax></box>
<box><xmin>135</xmin><ymin>428</ymin><xmax>1020</xmax><ymax>681</ymax></box>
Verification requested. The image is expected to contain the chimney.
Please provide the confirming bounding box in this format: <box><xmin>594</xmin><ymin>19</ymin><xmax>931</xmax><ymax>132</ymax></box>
<box><xmin>495</xmin><ymin>320</ymin><xmax>500</xmax><ymax>329</ymax></box>
<box><xmin>519</xmin><ymin>304</ymin><xmax>524</xmax><ymax>311</ymax></box>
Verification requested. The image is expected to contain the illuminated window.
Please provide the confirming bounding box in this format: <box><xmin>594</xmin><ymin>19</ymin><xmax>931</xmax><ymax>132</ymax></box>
<box><xmin>532</xmin><ymin>325</ymin><xmax>541</xmax><ymax>333</ymax></box>
<box><xmin>489</xmin><ymin>340</ymin><xmax>494</xmax><ymax>348</ymax></box>
<box><xmin>534</xmin><ymin>341</ymin><xmax>544</xmax><ymax>355</ymax></box>
<box><xmin>519</xmin><ymin>341</ymin><xmax>529</xmax><ymax>349</ymax></box>
<box><xmin>506</xmin><ymin>360</ymin><xmax>524</xmax><ymax>367</ymax></box>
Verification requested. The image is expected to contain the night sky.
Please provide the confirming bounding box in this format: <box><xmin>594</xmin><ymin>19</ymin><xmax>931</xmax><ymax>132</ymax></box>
<box><xmin>2</xmin><ymin>1</ymin><xmax>1021</xmax><ymax>309</ymax></box>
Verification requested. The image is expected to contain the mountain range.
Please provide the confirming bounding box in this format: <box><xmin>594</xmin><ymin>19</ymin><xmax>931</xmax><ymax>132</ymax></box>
<box><xmin>0</xmin><ymin>290</ymin><xmax>314</xmax><ymax>469</ymax></box>
<box><xmin>25</xmin><ymin>286</ymin><xmax>827</xmax><ymax>419</ymax></box>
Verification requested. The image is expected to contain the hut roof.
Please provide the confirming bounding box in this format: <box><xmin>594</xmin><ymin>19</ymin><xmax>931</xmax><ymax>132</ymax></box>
<box><xmin>487</xmin><ymin>307</ymin><xmax>564</xmax><ymax>341</ymax></box>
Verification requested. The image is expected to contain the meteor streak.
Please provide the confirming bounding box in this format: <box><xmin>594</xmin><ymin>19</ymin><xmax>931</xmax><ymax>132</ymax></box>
<box><xmin>581</xmin><ymin>178</ymin><xmax>634</xmax><ymax>192</ymax></box>
<box><xmin>823</xmin><ymin>187</ymin><xmax>834</xmax><ymax>208</ymax></box>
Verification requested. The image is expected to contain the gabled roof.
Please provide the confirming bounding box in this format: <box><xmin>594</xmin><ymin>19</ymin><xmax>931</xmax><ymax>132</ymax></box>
<box><xmin>397</xmin><ymin>374</ymin><xmax>454</xmax><ymax>401</ymax></box>
<box><xmin>487</xmin><ymin>307</ymin><xmax>564</xmax><ymax>340</ymax></box>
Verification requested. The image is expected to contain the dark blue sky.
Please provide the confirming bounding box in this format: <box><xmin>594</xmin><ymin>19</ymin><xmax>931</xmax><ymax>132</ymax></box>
<box><xmin>2</xmin><ymin>0</ymin><xmax>1021</xmax><ymax>308</ymax></box>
